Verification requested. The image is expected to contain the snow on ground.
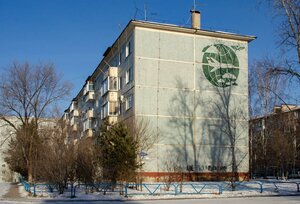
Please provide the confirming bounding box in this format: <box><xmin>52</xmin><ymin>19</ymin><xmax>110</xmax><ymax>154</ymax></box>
<box><xmin>0</xmin><ymin>183</ymin><xmax>10</xmax><ymax>197</ymax></box>
<box><xmin>16</xmin><ymin>180</ymin><xmax>300</xmax><ymax>201</ymax></box>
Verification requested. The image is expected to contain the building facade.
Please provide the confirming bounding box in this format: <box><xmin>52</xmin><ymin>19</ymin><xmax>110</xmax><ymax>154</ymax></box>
<box><xmin>250</xmin><ymin>105</ymin><xmax>300</xmax><ymax>178</ymax></box>
<box><xmin>0</xmin><ymin>118</ymin><xmax>16</xmax><ymax>182</ymax></box>
<box><xmin>65</xmin><ymin>16</ymin><xmax>255</xmax><ymax>180</ymax></box>
<box><xmin>0</xmin><ymin>117</ymin><xmax>56</xmax><ymax>182</ymax></box>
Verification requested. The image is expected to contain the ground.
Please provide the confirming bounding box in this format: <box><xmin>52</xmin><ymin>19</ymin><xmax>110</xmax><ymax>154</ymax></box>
<box><xmin>1</xmin><ymin>181</ymin><xmax>300</xmax><ymax>203</ymax></box>
<box><xmin>0</xmin><ymin>197</ymin><xmax>300</xmax><ymax>204</ymax></box>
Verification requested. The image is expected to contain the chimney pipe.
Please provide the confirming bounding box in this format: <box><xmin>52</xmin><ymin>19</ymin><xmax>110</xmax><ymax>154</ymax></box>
<box><xmin>190</xmin><ymin>10</ymin><xmax>200</xmax><ymax>29</ymax></box>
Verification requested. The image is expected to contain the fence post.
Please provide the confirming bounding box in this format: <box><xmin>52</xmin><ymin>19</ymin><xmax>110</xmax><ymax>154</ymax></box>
<box><xmin>297</xmin><ymin>183</ymin><xmax>299</xmax><ymax>192</ymax></box>
<box><xmin>125</xmin><ymin>183</ymin><xmax>128</xmax><ymax>197</ymax></box>
<box><xmin>33</xmin><ymin>184</ymin><xmax>36</xmax><ymax>196</ymax></box>
<box><xmin>259</xmin><ymin>182</ymin><xmax>263</xmax><ymax>193</ymax></box>
<box><xmin>71</xmin><ymin>185</ymin><xmax>76</xmax><ymax>198</ymax></box>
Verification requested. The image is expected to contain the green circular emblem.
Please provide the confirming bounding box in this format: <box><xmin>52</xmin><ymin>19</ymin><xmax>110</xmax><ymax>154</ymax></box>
<box><xmin>202</xmin><ymin>44</ymin><xmax>240</xmax><ymax>87</ymax></box>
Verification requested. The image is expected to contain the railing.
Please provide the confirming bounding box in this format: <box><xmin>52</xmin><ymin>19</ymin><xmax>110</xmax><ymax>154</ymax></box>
<box><xmin>258</xmin><ymin>180</ymin><xmax>300</xmax><ymax>193</ymax></box>
<box><xmin>20</xmin><ymin>178</ymin><xmax>32</xmax><ymax>193</ymax></box>
<box><xmin>19</xmin><ymin>180</ymin><xmax>300</xmax><ymax>198</ymax></box>
<box><xmin>176</xmin><ymin>183</ymin><xmax>222</xmax><ymax>195</ymax></box>
<box><xmin>222</xmin><ymin>181</ymin><xmax>263</xmax><ymax>193</ymax></box>
<box><xmin>125</xmin><ymin>183</ymin><xmax>177</xmax><ymax>196</ymax></box>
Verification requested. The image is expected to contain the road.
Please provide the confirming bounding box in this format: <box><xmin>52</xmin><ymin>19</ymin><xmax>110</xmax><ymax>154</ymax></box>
<box><xmin>0</xmin><ymin>196</ymin><xmax>300</xmax><ymax>204</ymax></box>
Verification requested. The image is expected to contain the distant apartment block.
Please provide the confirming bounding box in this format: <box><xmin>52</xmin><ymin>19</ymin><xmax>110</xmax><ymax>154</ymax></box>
<box><xmin>0</xmin><ymin>117</ymin><xmax>55</xmax><ymax>182</ymax></box>
<box><xmin>64</xmin><ymin>12</ymin><xmax>255</xmax><ymax>180</ymax></box>
<box><xmin>250</xmin><ymin>105</ymin><xmax>300</xmax><ymax>178</ymax></box>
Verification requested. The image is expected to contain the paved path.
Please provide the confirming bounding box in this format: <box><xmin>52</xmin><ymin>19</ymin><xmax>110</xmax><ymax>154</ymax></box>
<box><xmin>2</xmin><ymin>183</ymin><xmax>21</xmax><ymax>199</ymax></box>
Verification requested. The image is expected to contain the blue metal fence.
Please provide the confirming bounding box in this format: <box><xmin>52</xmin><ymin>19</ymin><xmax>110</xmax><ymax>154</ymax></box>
<box><xmin>19</xmin><ymin>179</ymin><xmax>300</xmax><ymax>198</ymax></box>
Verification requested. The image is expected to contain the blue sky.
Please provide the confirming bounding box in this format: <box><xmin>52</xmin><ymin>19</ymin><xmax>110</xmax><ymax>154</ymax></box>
<box><xmin>0</xmin><ymin>0</ymin><xmax>284</xmax><ymax>109</ymax></box>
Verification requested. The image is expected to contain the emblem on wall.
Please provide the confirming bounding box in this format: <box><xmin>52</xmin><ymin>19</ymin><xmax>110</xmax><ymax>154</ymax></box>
<box><xmin>202</xmin><ymin>44</ymin><xmax>244</xmax><ymax>87</ymax></box>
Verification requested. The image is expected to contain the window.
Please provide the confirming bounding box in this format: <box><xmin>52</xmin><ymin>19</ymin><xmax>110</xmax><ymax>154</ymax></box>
<box><xmin>109</xmin><ymin>77</ymin><xmax>118</xmax><ymax>91</ymax></box>
<box><xmin>119</xmin><ymin>101</ymin><xmax>122</xmax><ymax>114</ymax></box>
<box><xmin>119</xmin><ymin>77</ymin><xmax>123</xmax><ymax>90</ymax></box>
<box><xmin>126</xmin><ymin>41</ymin><xmax>132</xmax><ymax>58</ymax></box>
<box><xmin>101</xmin><ymin>103</ymin><xmax>108</xmax><ymax>119</ymax></box>
<box><xmin>111</xmin><ymin>54</ymin><xmax>119</xmax><ymax>67</ymax></box>
<box><xmin>109</xmin><ymin>102</ymin><xmax>118</xmax><ymax>115</ymax></box>
<box><xmin>126</xmin><ymin>67</ymin><xmax>133</xmax><ymax>84</ymax></box>
<box><xmin>126</xmin><ymin>95</ymin><xmax>133</xmax><ymax>110</ymax></box>
<box><xmin>101</xmin><ymin>78</ymin><xmax>108</xmax><ymax>95</ymax></box>
<box><xmin>83</xmin><ymin>119</ymin><xmax>93</xmax><ymax>131</ymax></box>
<box><xmin>88</xmin><ymin>83</ymin><xmax>94</xmax><ymax>91</ymax></box>
<box><xmin>118</xmin><ymin>52</ymin><xmax>122</xmax><ymax>65</ymax></box>
<box><xmin>119</xmin><ymin>45</ymin><xmax>126</xmax><ymax>64</ymax></box>
<box><xmin>84</xmin><ymin>82</ymin><xmax>94</xmax><ymax>95</ymax></box>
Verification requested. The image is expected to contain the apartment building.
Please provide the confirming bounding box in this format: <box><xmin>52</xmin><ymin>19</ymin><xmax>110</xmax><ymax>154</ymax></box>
<box><xmin>0</xmin><ymin>117</ymin><xmax>16</xmax><ymax>182</ymax></box>
<box><xmin>250</xmin><ymin>105</ymin><xmax>300</xmax><ymax>178</ymax></box>
<box><xmin>0</xmin><ymin>117</ymin><xmax>56</xmax><ymax>182</ymax></box>
<box><xmin>64</xmin><ymin>11</ymin><xmax>255</xmax><ymax>180</ymax></box>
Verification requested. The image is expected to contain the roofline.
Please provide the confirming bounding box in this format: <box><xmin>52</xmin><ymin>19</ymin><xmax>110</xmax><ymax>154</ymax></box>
<box><xmin>250</xmin><ymin>106</ymin><xmax>300</xmax><ymax>121</ymax></box>
<box><xmin>131</xmin><ymin>20</ymin><xmax>256</xmax><ymax>42</ymax></box>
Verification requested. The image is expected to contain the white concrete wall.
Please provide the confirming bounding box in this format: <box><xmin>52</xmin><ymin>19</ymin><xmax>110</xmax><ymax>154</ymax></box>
<box><xmin>134</xmin><ymin>27</ymin><xmax>249</xmax><ymax>174</ymax></box>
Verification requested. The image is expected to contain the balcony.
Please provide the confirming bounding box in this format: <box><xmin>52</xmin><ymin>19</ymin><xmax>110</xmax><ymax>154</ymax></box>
<box><xmin>86</xmin><ymin>129</ymin><xmax>94</xmax><ymax>138</ymax></box>
<box><xmin>85</xmin><ymin>91</ymin><xmax>95</xmax><ymax>102</ymax></box>
<box><xmin>72</xmin><ymin>124</ymin><xmax>78</xmax><ymax>131</ymax></box>
<box><xmin>87</xmin><ymin>109</ymin><xmax>95</xmax><ymax>118</ymax></box>
<box><xmin>72</xmin><ymin>109</ymin><xmax>79</xmax><ymax>117</ymax></box>
<box><xmin>63</xmin><ymin>113</ymin><xmax>69</xmax><ymax>121</ymax></box>
<box><xmin>108</xmin><ymin>116</ymin><xmax>118</xmax><ymax>124</ymax></box>
<box><xmin>73</xmin><ymin>139</ymin><xmax>78</xmax><ymax>145</ymax></box>
<box><xmin>108</xmin><ymin>92</ymin><xmax>118</xmax><ymax>102</ymax></box>
<box><xmin>70</xmin><ymin>116</ymin><xmax>79</xmax><ymax>126</ymax></box>
<box><xmin>108</xmin><ymin>67</ymin><xmax>118</xmax><ymax>77</ymax></box>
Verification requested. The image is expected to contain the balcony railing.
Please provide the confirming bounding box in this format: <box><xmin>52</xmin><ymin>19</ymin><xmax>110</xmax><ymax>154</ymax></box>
<box><xmin>86</xmin><ymin>129</ymin><xmax>94</xmax><ymax>137</ymax></box>
<box><xmin>108</xmin><ymin>67</ymin><xmax>118</xmax><ymax>77</ymax></box>
<box><xmin>72</xmin><ymin>109</ymin><xmax>79</xmax><ymax>117</ymax></box>
<box><xmin>85</xmin><ymin>91</ymin><xmax>95</xmax><ymax>102</ymax></box>
<box><xmin>72</xmin><ymin>124</ymin><xmax>78</xmax><ymax>131</ymax></box>
<box><xmin>87</xmin><ymin>109</ymin><xmax>95</xmax><ymax>118</ymax></box>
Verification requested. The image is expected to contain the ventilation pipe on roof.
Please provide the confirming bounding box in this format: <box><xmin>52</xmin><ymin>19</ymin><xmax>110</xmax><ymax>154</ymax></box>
<box><xmin>191</xmin><ymin>10</ymin><xmax>200</xmax><ymax>29</ymax></box>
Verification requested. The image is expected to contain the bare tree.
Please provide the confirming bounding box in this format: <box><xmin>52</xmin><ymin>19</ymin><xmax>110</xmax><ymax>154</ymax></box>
<box><xmin>126</xmin><ymin>118</ymin><xmax>155</xmax><ymax>185</ymax></box>
<box><xmin>37</xmin><ymin>119</ymin><xmax>77</xmax><ymax>194</ymax></box>
<box><xmin>249</xmin><ymin>59</ymin><xmax>288</xmax><ymax>117</ymax></box>
<box><xmin>76</xmin><ymin>137</ymin><xmax>98</xmax><ymax>185</ymax></box>
<box><xmin>259</xmin><ymin>0</ymin><xmax>300</xmax><ymax>82</ymax></box>
<box><xmin>273</xmin><ymin>0</ymin><xmax>300</xmax><ymax>64</ymax></box>
<box><xmin>0</xmin><ymin>62</ymin><xmax>71</xmax><ymax>182</ymax></box>
<box><xmin>249</xmin><ymin>59</ymin><xmax>289</xmax><ymax>178</ymax></box>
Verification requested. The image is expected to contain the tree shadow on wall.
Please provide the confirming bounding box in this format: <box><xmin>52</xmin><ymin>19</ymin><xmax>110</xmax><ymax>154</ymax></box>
<box><xmin>208</xmin><ymin>84</ymin><xmax>249</xmax><ymax>187</ymax></box>
<box><xmin>165</xmin><ymin>77</ymin><xmax>248</xmax><ymax>183</ymax></box>
<box><xmin>166</xmin><ymin>78</ymin><xmax>202</xmax><ymax>180</ymax></box>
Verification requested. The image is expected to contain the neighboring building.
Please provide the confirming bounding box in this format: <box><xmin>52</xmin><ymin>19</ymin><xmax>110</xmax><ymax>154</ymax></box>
<box><xmin>0</xmin><ymin>117</ymin><xmax>56</xmax><ymax>182</ymax></box>
<box><xmin>0</xmin><ymin>118</ymin><xmax>16</xmax><ymax>182</ymax></box>
<box><xmin>250</xmin><ymin>105</ymin><xmax>300</xmax><ymax>178</ymax></box>
<box><xmin>64</xmin><ymin>11</ymin><xmax>255</xmax><ymax>180</ymax></box>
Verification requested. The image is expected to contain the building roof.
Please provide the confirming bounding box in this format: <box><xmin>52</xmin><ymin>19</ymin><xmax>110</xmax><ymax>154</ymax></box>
<box><xmin>250</xmin><ymin>105</ymin><xmax>300</xmax><ymax>122</ymax></box>
<box><xmin>131</xmin><ymin>20</ymin><xmax>256</xmax><ymax>42</ymax></box>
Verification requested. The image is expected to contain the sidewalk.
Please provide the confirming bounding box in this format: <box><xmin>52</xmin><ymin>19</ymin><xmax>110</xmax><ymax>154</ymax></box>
<box><xmin>3</xmin><ymin>183</ymin><xmax>22</xmax><ymax>199</ymax></box>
